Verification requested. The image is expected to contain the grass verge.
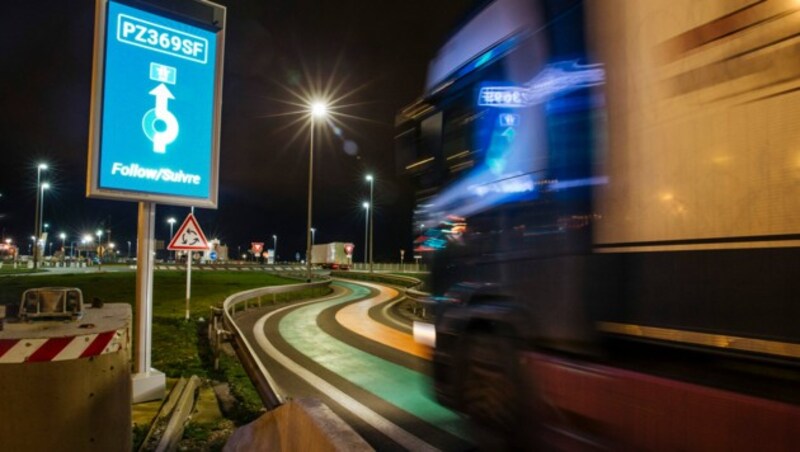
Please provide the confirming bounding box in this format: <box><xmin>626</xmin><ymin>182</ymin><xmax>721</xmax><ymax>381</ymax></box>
<box><xmin>0</xmin><ymin>270</ymin><xmax>328</xmax><ymax>450</ymax></box>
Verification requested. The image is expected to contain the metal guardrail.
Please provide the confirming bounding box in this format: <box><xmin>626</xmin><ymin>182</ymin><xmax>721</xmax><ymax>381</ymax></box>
<box><xmin>213</xmin><ymin>278</ymin><xmax>332</xmax><ymax>410</ymax></box>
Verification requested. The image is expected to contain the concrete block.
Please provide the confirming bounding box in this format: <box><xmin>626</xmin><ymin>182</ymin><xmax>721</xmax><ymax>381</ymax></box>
<box><xmin>133</xmin><ymin>368</ymin><xmax>166</xmax><ymax>403</ymax></box>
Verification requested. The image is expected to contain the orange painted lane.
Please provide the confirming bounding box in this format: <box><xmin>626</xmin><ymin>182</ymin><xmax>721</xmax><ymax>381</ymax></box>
<box><xmin>335</xmin><ymin>280</ymin><xmax>432</xmax><ymax>360</ymax></box>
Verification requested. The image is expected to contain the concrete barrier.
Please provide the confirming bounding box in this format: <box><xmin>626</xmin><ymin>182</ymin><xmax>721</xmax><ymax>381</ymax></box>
<box><xmin>0</xmin><ymin>304</ymin><xmax>132</xmax><ymax>451</ymax></box>
<box><xmin>224</xmin><ymin>398</ymin><xmax>372</xmax><ymax>452</ymax></box>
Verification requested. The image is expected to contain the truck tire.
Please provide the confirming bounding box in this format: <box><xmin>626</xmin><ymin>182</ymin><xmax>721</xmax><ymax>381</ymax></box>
<box><xmin>460</xmin><ymin>331</ymin><xmax>524</xmax><ymax>448</ymax></box>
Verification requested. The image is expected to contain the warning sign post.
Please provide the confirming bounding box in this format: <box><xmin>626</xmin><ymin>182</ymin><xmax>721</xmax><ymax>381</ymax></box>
<box><xmin>168</xmin><ymin>212</ymin><xmax>208</xmax><ymax>321</ymax></box>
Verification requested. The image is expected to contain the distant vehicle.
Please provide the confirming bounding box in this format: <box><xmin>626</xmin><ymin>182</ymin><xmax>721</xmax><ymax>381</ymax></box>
<box><xmin>397</xmin><ymin>0</ymin><xmax>800</xmax><ymax>448</ymax></box>
<box><xmin>310</xmin><ymin>242</ymin><xmax>353</xmax><ymax>270</ymax></box>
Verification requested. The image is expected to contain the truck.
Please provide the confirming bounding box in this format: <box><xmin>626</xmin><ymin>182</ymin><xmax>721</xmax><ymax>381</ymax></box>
<box><xmin>396</xmin><ymin>0</ymin><xmax>800</xmax><ymax>449</ymax></box>
<box><xmin>310</xmin><ymin>242</ymin><xmax>353</xmax><ymax>270</ymax></box>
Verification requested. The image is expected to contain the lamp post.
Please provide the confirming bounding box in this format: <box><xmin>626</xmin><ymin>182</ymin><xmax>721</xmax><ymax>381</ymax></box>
<box><xmin>127</xmin><ymin>240</ymin><xmax>132</xmax><ymax>259</ymax></box>
<box><xmin>96</xmin><ymin>229</ymin><xmax>103</xmax><ymax>270</ymax></box>
<box><xmin>310</xmin><ymin>228</ymin><xmax>316</xmax><ymax>245</ymax></box>
<box><xmin>59</xmin><ymin>233</ymin><xmax>66</xmax><ymax>257</ymax></box>
<box><xmin>33</xmin><ymin>163</ymin><xmax>47</xmax><ymax>269</ymax></box>
<box><xmin>82</xmin><ymin>234</ymin><xmax>93</xmax><ymax>263</ymax></box>
<box><xmin>362</xmin><ymin>201</ymin><xmax>369</xmax><ymax>266</ymax></box>
<box><xmin>167</xmin><ymin>217</ymin><xmax>176</xmax><ymax>261</ymax></box>
<box><xmin>306</xmin><ymin>101</ymin><xmax>327</xmax><ymax>281</ymax></box>
<box><xmin>365</xmin><ymin>174</ymin><xmax>374</xmax><ymax>273</ymax></box>
<box><xmin>272</xmin><ymin>234</ymin><xmax>277</xmax><ymax>263</ymax></box>
<box><xmin>38</xmin><ymin>184</ymin><xmax>50</xmax><ymax>264</ymax></box>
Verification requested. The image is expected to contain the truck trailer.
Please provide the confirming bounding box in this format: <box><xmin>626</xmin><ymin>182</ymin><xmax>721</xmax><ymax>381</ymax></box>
<box><xmin>310</xmin><ymin>242</ymin><xmax>353</xmax><ymax>270</ymax></box>
<box><xmin>397</xmin><ymin>0</ymin><xmax>800</xmax><ymax>449</ymax></box>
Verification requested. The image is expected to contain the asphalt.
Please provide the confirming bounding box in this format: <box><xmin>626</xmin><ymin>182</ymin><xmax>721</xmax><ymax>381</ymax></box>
<box><xmin>235</xmin><ymin>280</ymin><xmax>474</xmax><ymax>451</ymax></box>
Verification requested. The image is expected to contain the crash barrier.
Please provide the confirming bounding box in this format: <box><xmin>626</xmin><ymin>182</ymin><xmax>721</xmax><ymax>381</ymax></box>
<box><xmin>211</xmin><ymin>278</ymin><xmax>331</xmax><ymax>409</ymax></box>
<box><xmin>210</xmin><ymin>278</ymin><xmax>373</xmax><ymax>451</ymax></box>
<box><xmin>0</xmin><ymin>303</ymin><xmax>132</xmax><ymax>452</ymax></box>
<box><xmin>138</xmin><ymin>264</ymin><xmax>316</xmax><ymax>274</ymax></box>
<box><xmin>350</xmin><ymin>262</ymin><xmax>428</xmax><ymax>272</ymax></box>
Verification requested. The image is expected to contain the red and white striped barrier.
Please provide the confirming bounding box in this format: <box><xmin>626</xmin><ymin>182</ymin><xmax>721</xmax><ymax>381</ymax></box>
<box><xmin>0</xmin><ymin>328</ymin><xmax>127</xmax><ymax>363</ymax></box>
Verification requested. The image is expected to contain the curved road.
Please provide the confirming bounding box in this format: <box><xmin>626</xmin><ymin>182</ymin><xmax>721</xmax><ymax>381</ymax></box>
<box><xmin>234</xmin><ymin>279</ymin><xmax>474</xmax><ymax>451</ymax></box>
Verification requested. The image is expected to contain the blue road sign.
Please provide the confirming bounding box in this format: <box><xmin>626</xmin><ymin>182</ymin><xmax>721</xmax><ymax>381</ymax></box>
<box><xmin>88</xmin><ymin>0</ymin><xmax>224</xmax><ymax>207</ymax></box>
<box><xmin>209</xmin><ymin>251</ymin><xmax>218</xmax><ymax>261</ymax></box>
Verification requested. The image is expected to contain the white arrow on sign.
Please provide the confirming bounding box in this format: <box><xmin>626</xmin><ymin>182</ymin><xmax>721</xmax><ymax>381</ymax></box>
<box><xmin>147</xmin><ymin>83</ymin><xmax>179</xmax><ymax>153</ymax></box>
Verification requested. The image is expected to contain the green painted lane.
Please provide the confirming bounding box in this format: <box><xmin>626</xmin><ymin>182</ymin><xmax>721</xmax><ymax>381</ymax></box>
<box><xmin>279</xmin><ymin>281</ymin><xmax>469</xmax><ymax>441</ymax></box>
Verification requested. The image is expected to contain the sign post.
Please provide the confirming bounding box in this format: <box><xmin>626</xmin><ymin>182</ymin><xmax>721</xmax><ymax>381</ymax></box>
<box><xmin>133</xmin><ymin>201</ymin><xmax>160</xmax><ymax>402</ymax></box>
<box><xmin>167</xmin><ymin>212</ymin><xmax>210</xmax><ymax>321</ymax></box>
<box><xmin>88</xmin><ymin>0</ymin><xmax>225</xmax><ymax>403</ymax></box>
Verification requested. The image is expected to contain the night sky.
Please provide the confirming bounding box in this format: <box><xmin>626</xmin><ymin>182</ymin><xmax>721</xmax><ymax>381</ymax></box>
<box><xmin>0</xmin><ymin>0</ymin><xmax>473</xmax><ymax>261</ymax></box>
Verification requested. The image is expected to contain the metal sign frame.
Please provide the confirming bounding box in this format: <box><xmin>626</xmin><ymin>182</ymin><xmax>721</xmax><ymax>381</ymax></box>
<box><xmin>86</xmin><ymin>0</ymin><xmax>226</xmax><ymax>209</ymax></box>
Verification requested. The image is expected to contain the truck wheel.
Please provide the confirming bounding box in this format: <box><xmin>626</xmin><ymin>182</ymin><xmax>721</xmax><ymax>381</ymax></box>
<box><xmin>460</xmin><ymin>332</ymin><xmax>523</xmax><ymax>447</ymax></box>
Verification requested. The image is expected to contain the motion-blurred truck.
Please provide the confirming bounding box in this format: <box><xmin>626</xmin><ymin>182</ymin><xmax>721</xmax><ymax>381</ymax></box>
<box><xmin>310</xmin><ymin>242</ymin><xmax>353</xmax><ymax>270</ymax></box>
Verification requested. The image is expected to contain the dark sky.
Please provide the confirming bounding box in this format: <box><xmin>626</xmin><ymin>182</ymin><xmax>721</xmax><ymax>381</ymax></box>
<box><xmin>0</xmin><ymin>0</ymin><xmax>473</xmax><ymax>261</ymax></box>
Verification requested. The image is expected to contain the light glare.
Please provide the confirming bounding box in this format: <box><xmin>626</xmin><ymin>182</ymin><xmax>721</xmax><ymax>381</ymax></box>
<box><xmin>311</xmin><ymin>101</ymin><xmax>327</xmax><ymax>118</ymax></box>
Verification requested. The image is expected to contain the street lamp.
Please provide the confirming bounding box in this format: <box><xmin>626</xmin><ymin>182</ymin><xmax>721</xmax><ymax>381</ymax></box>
<box><xmin>310</xmin><ymin>228</ymin><xmax>316</xmax><ymax>246</ymax></box>
<box><xmin>82</xmin><ymin>234</ymin><xmax>93</xmax><ymax>261</ymax></box>
<box><xmin>362</xmin><ymin>201</ymin><xmax>370</xmax><ymax>265</ymax></box>
<box><xmin>127</xmin><ymin>240</ymin><xmax>132</xmax><ymax>259</ymax></box>
<box><xmin>96</xmin><ymin>229</ymin><xmax>103</xmax><ymax>268</ymax></box>
<box><xmin>59</xmin><ymin>232</ymin><xmax>66</xmax><ymax>253</ymax></box>
<box><xmin>167</xmin><ymin>217</ymin><xmax>176</xmax><ymax>261</ymax></box>
<box><xmin>38</xmin><ymin>183</ymin><xmax>51</xmax><ymax>263</ymax></box>
<box><xmin>365</xmin><ymin>174</ymin><xmax>374</xmax><ymax>273</ymax></box>
<box><xmin>272</xmin><ymin>234</ymin><xmax>277</xmax><ymax>262</ymax></box>
<box><xmin>33</xmin><ymin>163</ymin><xmax>47</xmax><ymax>269</ymax></box>
<box><xmin>306</xmin><ymin>100</ymin><xmax>328</xmax><ymax>281</ymax></box>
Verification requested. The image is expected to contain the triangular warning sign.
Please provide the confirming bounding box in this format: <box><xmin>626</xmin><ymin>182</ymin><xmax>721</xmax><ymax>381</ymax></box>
<box><xmin>167</xmin><ymin>213</ymin><xmax>209</xmax><ymax>251</ymax></box>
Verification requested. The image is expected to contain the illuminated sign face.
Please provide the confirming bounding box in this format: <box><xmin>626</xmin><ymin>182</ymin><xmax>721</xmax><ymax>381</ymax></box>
<box><xmin>478</xmin><ymin>86</ymin><xmax>529</xmax><ymax>108</ymax></box>
<box><xmin>90</xmin><ymin>0</ymin><xmax>221</xmax><ymax>206</ymax></box>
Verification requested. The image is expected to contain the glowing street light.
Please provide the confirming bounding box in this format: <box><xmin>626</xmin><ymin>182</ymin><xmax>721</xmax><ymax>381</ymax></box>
<box><xmin>59</xmin><ymin>232</ymin><xmax>66</xmax><ymax>257</ymax></box>
<box><xmin>362</xmin><ymin>201</ymin><xmax>370</xmax><ymax>265</ymax></box>
<box><xmin>310</xmin><ymin>228</ymin><xmax>316</xmax><ymax>246</ymax></box>
<box><xmin>167</xmin><ymin>217</ymin><xmax>177</xmax><ymax>261</ymax></box>
<box><xmin>32</xmin><ymin>163</ymin><xmax>48</xmax><ymax>269</ymax></box>
<box><xmin>311</xmin><ymin>101</ymin><xmax>327</xmax><ymax>118</ymax></box>
<box><xmin>272</xmin><ymin>234</ymin><xmax>277</xmax><ymax>262</ymax></box>
<box><xmin>365</xmin><ymin>174</ymin><xmax>374</xmax><ymax>273</ymax></box>
<box><xmin>82</xmin><ymin>234</ymin><xmax>93</xmax><ymax>261</ymax></box>
<box><xmin>306</xmin><ymin>100</ymin><xmax>328</xmax><ymax>281</ymax></box>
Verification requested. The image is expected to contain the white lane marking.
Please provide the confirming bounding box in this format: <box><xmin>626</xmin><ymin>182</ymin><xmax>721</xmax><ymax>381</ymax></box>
<box><xmin>252</xmin><ymin>284</ymin><xmax>439</xmax><ymax>452</ymax></box>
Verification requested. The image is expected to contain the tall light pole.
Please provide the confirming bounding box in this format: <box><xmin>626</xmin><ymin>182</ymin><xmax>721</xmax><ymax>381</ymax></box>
<box><xmin>38</xmin><ymin>183</ymin><xmax>50</xmax><ymax>264</ymax></box>
<box><xmin>272</xmin><ymin>234</ymin><xmax>277</xmax><ymax>263</ymax></box>
<box><xmin>362</xmin><ymin>201</ymin><xmax>369</xmax><ymax>265</ymax></box>
<box><xmin>167</xmin><ymin>217</ymin><xmax>176</xmax><ymax>261</ymax></box>
<box><xmin>127</xmin><ymin>240</ymin><xmax>132</xmax><ymax>259</ymax></box>
<box><xmin>59</xmin><ymin>232</ymin><xmax>66</xmax><ymax>258</ymax></box>
<box><xmin>33</xmin><ymin>163</ymin><xmax>47</xmax><ymax>269</ymax></box>
<box><xmin>365</xmin><ymin>174</ymin><xmax>374</xmax><ymax>273</ymax></box>
<box><xmin>311</xmin><ymin>228</ymin><xmax>316</xmax><ymax>245</ymax></box>
<box><xmin>306</xmin><ymin>101</ymin><xmax>327</xmax><ymax>281</ymax></box>
<box><xmin>82</xmin><ymin>234</ymin><xmax>93</xmax><ymax>262</ymax></box>
<box><xmin>96</xmin><ymin>229</ymin><xmax>103</xmax><ymax>270</ymax></box>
